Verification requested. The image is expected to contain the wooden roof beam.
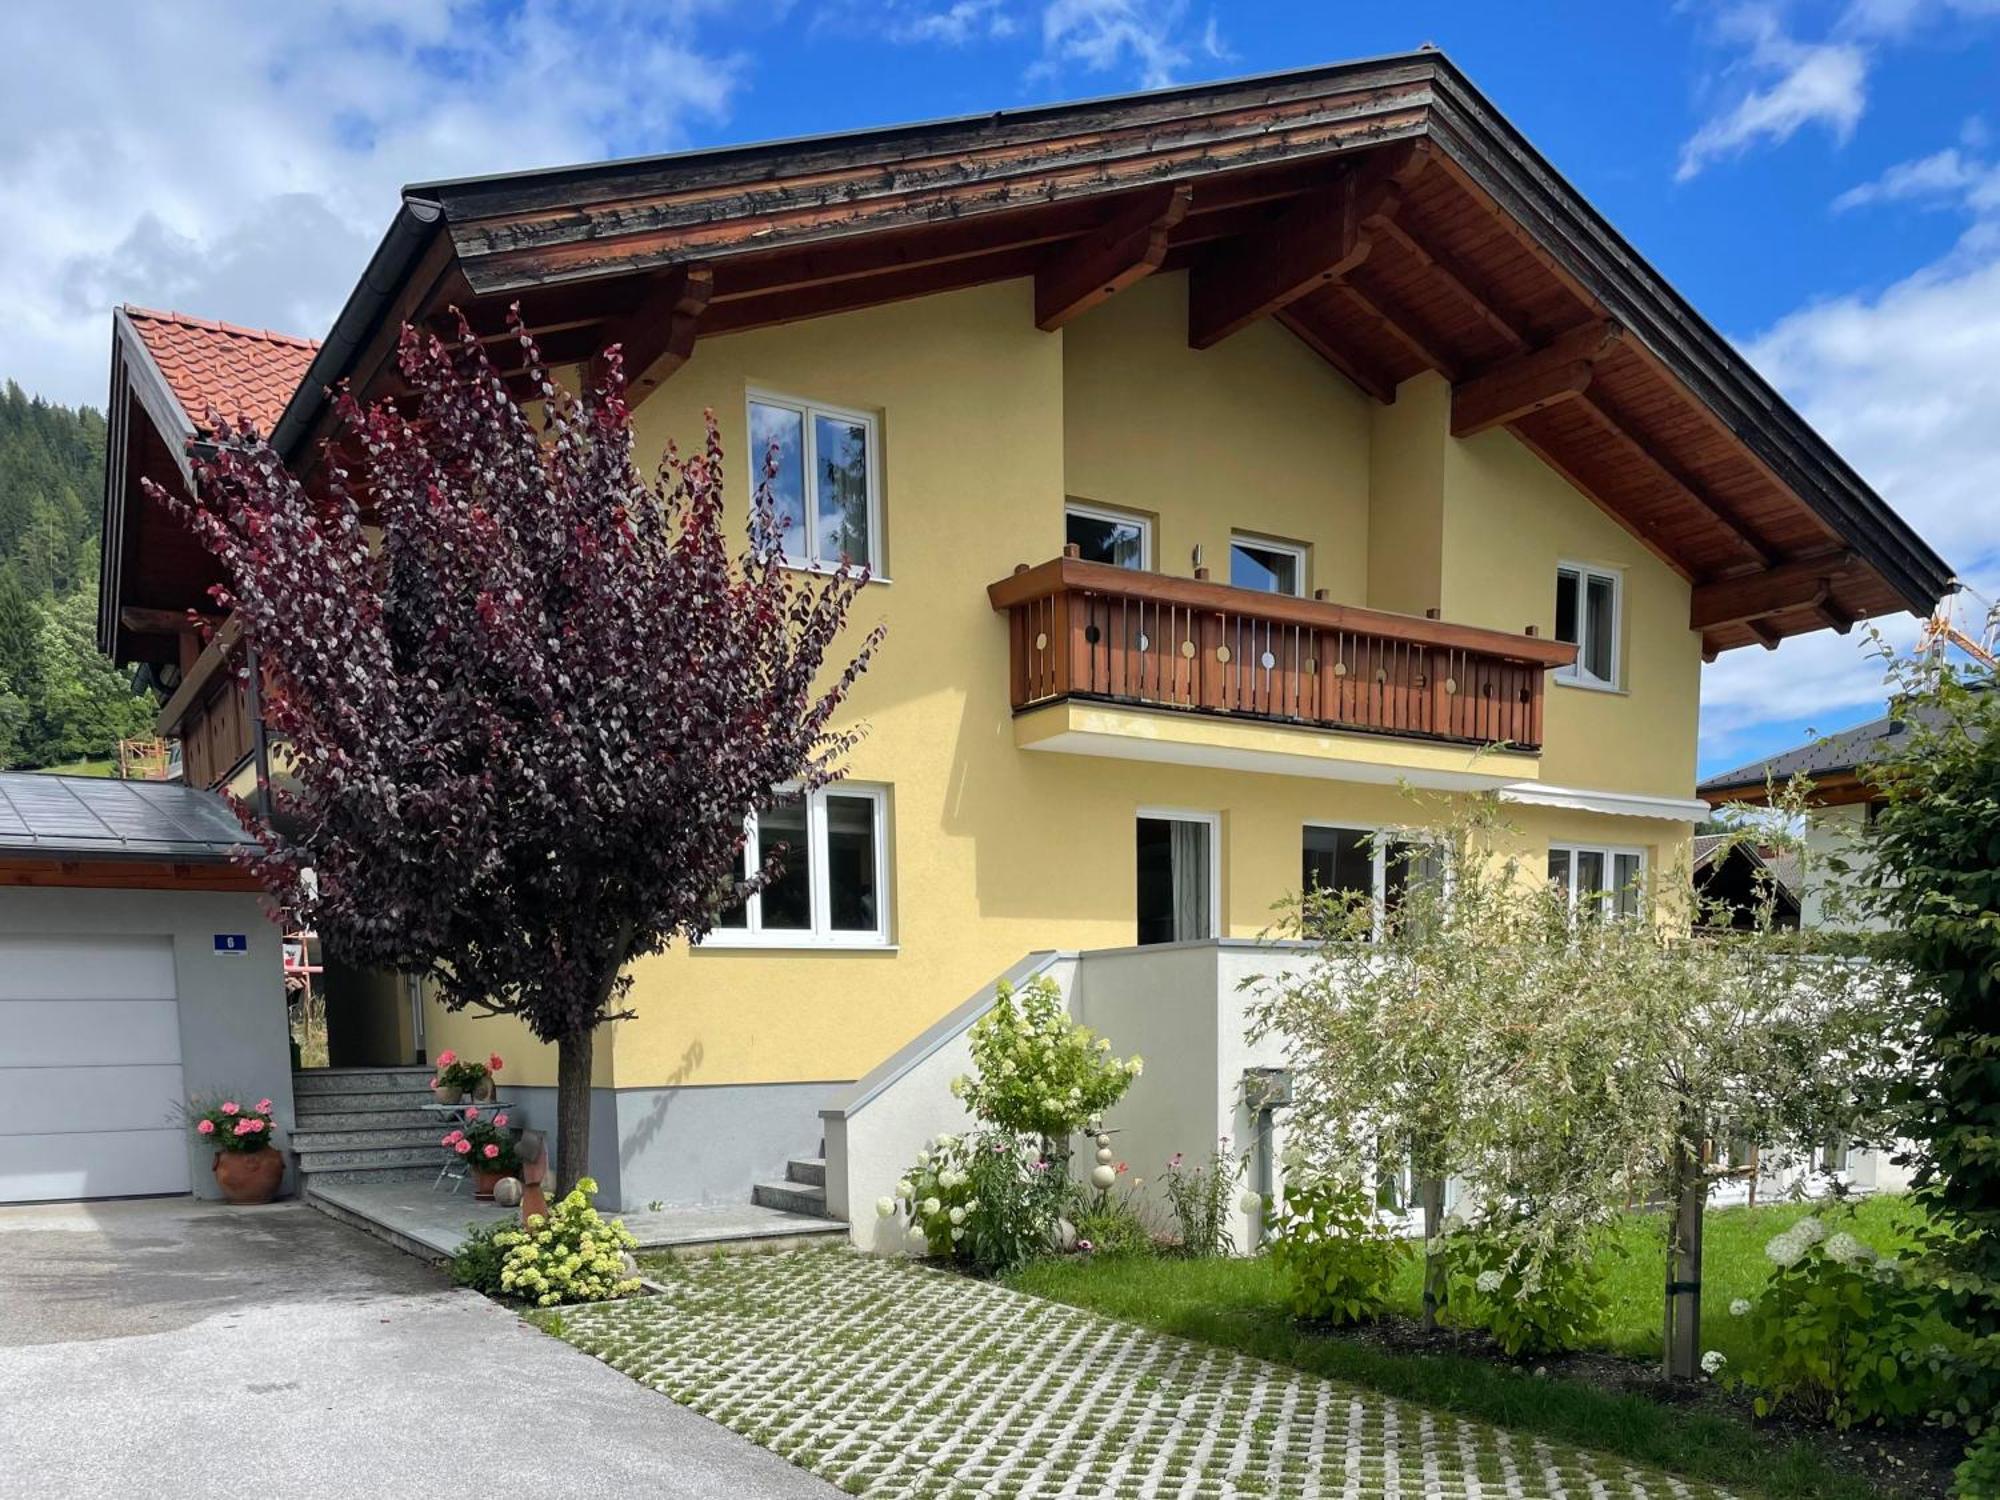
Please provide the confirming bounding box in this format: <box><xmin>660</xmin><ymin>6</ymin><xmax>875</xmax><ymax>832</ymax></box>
<box><xmin>1451</xmin><ymin>320</ymin><xmax>1621</xmax><ymax>437</ymax></box>
<box><xmin>1274</xmin><ymin>307</ymin><xmax>1399</xmax><ymax>403</ymax></box>
<box><xmin>1335</xmin><ymin>274</ymin><xmax>1462</xmax><ymax>379</ymax></box>
<box><xmin>591</xmin><ymin>263</ymin><xmax>713</xmax><ymax>406</ymax></box>
<box><xmin>1035</xmin><ymin>183</ymin><xmax>1193</xmax><ymax>331</ymax></box>
<box><xmin>1188</xmin><ymin>175</ymin><xmax>1376</xmax><ymax>349</ymax></box>
<box><xmin>1689</xmin><ymin>551</ymin><xmax>1858</xmax><ymax>631</ymax></box>
<box><xmin>1366</xmin><ymin>214</ymin><xmax>1531</xmax><ymax>352</ymax></box>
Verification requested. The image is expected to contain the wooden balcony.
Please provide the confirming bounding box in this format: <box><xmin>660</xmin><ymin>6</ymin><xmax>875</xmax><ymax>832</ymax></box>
<box><xmin>989</xmin><ymin>557</ymin><xmax>1577</xmax><ymax>753</ymax></box>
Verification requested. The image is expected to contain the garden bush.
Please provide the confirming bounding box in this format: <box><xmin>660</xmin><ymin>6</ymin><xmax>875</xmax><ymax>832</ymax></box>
<box><xmin>450</xmin><ymin>1220</ymin><xmax>512</xmax><ymax>1295</ymax></box>
<box><xmin>888</xmin><ymin>1130</ymin><xmax>1071</xmax><ymax>1274</ymax></box>
<box><xmin>1072</xmin><ymin>1178</ymin><xmax>1157</xmax><ymax>1258</ymax></box>
<box><xmin>1443</xmin><ymin>1221</ymin><xmax>1610</xmax><ymax>1358</ymax></box>
<box><xmin>1956</xmin><ymin>1423</ymin><xmax>2000</xmax><ymax>1498</ymax></box>
<box><xmin>1161</xmin><ymin>1143</ymin><xmax>1246</xmax><ymax>1257</ymax></box>
<box><xmin>1267</xmin><ymin>1174</ymin><xmax>1407</xmax><ymax>1324</ymax></box>
<box><xmin>1727</xmin><ymin>1213</ymin><xmax>1952</xmax><ymax>1428</ymax></box>
<box><xmin>951</xmin><ymin>975</ymin><xmax>1141</xmax><ymax>1138</ymax></box>
<box><xmin>494</xmin><ymin>1178</ymin><xmax>642</xmax><ymax>1306</ymax></box>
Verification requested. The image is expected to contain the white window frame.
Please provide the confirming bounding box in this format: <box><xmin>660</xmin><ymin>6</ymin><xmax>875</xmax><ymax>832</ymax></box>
<box><xmin>1554</xmin><ymin>560</ymin><xmax>1623</xmax><ymax>691</ymax></box>
<box><xmin>1547</xmin><ymin>841</ymin><xmax>1647</xmax><ymax>918</ymax></box>
<box><xmin>746</xmin><ymin>389</ymin><xmax>884</xmax><ymax>577</ymax></box>
<box><xmin>704</xmin><ymin>783</ymin><xmax>892</xmax><ymax>949</ymax></box>
<box><xmin>1136</xmin><ymin>806</ymin><xmax>1223</xmax><ymax>943</ymax></box>
<box><xmin>1229</xmin><ymin>533</ymin><xmax>1309</xmax><ymax>597</ymax></box>
<box><xmin>1064</xmin><ymin>500</ymin><xmax>1153</xmax><ymax>571</ymax></box>
<box><xmin>1301</xmin><ymin>821</ymin><xmax>1444</xmax><ymax>939</ymax></box>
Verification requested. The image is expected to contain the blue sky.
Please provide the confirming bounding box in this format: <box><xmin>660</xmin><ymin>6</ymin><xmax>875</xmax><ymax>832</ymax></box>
<box><xmin>2</xmin><ymin>1</ymin><xmax>1995</xmax><ymax>775</ymax></box>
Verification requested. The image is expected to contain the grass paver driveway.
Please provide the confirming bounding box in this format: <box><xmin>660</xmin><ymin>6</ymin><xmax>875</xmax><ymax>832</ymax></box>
<box><xmin>560</xmin><ymin>1249</ymin><xmax>1734</xmax><ymax>1499</ymax></box>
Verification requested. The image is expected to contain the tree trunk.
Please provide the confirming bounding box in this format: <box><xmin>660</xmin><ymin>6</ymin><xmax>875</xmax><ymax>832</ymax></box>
<box><xmin>1419</xmin><ymin>1175</ymin><xmax>1447</xmax><ymax>1331</ymax></box>
<box><xmin>555</xmin><ymin>1026</ymin><xmax>594</xmax><ymax>1199</ymax></box>
<box><xmin>1662</xmin><ymin>1142</ymin><xmax>1706</xmax><ymax>1380</ymax></box>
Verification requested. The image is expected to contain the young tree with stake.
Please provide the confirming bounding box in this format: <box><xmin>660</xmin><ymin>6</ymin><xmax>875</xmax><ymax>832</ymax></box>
<box><xmin>154</xmin><ymin>319</ymin><xmax>881</xmax><ymax>1193</ymax></box>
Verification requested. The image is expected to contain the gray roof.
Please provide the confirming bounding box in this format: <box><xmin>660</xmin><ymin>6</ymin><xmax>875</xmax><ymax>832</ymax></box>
<box><xmin>1698</xmin><ymin>691</ymin><xmax>1983</xmax><ymax>795</ymax></box>
<box><xmin>1692</xmin><ymin>834</ymin><xmax>1803</xmax><ymax>898</ymax></box>
<box><xmin>0</xmin><ymin>773</ymin><xmax>257</xmax><ymax>861</ymax></box>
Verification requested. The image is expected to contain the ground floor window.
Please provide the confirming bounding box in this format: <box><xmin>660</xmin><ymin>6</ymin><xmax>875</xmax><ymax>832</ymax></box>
<box><xmin>1547</xmin><ymin>842</ymin><xmax>1644</xmax><ymax>919</ymax></box>
<box><xmin>711</xmin><ymin>784</ymin><xmax>890</xmax><ymax>946</ymax></box>
<box><xmin>1137</xmin><ymin>810</ymin><xmax>1218</xmax><ymax>945</ymax></box>
<box><xmin>1301</xmin><ymin>825</ymin><xmax>1443</xmax><ymax>937</ymax></box>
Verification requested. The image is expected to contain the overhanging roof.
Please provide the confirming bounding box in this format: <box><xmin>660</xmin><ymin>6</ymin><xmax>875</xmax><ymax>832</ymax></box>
<box><xmin>238</xmin><ymin>50</ymin><xmax>1948</xmax><ymax>660</ymax></box>
<box><xmin>0</xmin><ymin>773</ymin><xmax>256</xmax><ymax>862</ymax></box>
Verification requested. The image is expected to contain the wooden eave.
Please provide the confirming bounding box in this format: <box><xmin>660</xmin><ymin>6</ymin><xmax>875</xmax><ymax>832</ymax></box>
<box><xmin>264</xmin><ymin>49</ymin><xmax>1951</xmax><ymax>659</ymax></box>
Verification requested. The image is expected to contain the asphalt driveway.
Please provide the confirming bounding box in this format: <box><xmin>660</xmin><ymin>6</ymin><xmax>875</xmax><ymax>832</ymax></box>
<box><xmin>0</xmin><ymin>1195</ymin><xmax>834</xmax><ymax>1500</ymax></box>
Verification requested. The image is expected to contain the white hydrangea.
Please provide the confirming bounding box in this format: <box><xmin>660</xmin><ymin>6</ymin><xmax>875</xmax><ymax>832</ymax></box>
<box><xmin>1729</xmin><ymin>1298</ymin><xmax>1752</xmax><ymax>1316</ymax></box>
<box><xmin>1701</xmin><ymin>1350</ymin><xmax>1727</xmax><ymax>1376</ymax></box>
<box><xmin>1239</xmin><ymin>1191</ymin><xmax>1264</xmax><ymax>1215</ymax></box>
<box><xmin>904</xmin><ymin>1225</ymin><xmax>927</xmax><ymax>1253</ymax></box>
<box><xmin>1475</xmin><ymin>1270</ymin><xmax>1505</xmax><ymax>1294</ymax></box>
<box><xmin>894</xmin><ymin>1178</ymin><xmax>913</xmax><ymax>1200</ymax></box>
<box><xmin>1790</xmin><ymin>1215</ymin><xmax>1827</xmax><ymax>1247</ymax></box>
<box><xmin>875</xmin><ymin>1196</ymin><xmax>896</xmax><ymax>1219</ymax></box>
<box><xmin>923</xmin><ymin>1197</ymin><xmax>942</xmax><ymax>1217</ymax></box>
<box><xmin>948</xmin><ymin>1207</ymin><xmax>966</xmax><ymax>1227</ymax></box>
<box><xmin>1823</xmin><ymin>1232</ymin><xmax>1870</xmax><ymax>1265</ymax></box>
<box><xmin>1765</xmin><ymin>1231</ymin><xmax>1807</xmax><ymax>1269</ymax></box>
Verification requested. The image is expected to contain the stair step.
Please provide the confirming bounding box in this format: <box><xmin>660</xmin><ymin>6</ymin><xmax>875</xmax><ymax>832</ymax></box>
<box><xmin>292</xmin><ymin>1124</ymin><xmax>450</xmax><ymax>1153</ymax></box>
<box><xmin>286</xmin><ymin>1112</ymin><xmax>446</xmax><ymax>1136</ymax></box>
<box><xmin>296</xmin><ymin>1143</ymin><xmax>444</xmax><ymax>1174</ymax></box>
<box><xmin>293</xmin><ymin>1067</ymin><xmax>436</xmax><ymax>1096</ymax></box>
<box><xmin>752</xmin><ymin>1179</ymin><xmax>829</xmax><ymax>1217</ymax></box>
<box><xmin>785</xmin><ymin>1156</ymin><xmax>826</xmax><ymax>1188</ymax></box>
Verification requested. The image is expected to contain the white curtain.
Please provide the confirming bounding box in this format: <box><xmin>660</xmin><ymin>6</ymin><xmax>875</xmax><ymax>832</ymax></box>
<box><xmin>1171</xmin><ymin>820</ymin><xmax>1211</xmax><ymax>941</ymax></box>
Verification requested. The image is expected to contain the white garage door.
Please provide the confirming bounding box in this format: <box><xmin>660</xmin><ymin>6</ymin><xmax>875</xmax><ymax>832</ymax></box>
<box><xmin>0</xmin><ymin>935</ymin><xmax>191</xmax><ymax>1202</ymax></box>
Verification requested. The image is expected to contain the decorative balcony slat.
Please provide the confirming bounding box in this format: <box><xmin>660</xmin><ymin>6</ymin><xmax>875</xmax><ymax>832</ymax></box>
<box><xmin>989</xmin><ymin>557</ymin><xmax>1578</xmax><ymax>753</ymax></box>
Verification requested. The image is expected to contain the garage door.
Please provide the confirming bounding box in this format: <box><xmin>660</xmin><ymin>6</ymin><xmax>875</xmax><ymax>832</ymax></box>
<box><xmin>0</xmin><ymin>935</ymin><xmax>190</xmax><ymax>1202</ymax></box>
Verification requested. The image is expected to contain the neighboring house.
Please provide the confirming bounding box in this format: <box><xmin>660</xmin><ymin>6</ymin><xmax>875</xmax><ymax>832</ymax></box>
<box><xmin>87</xmin><ymin>52</ymin><xmax>1953</xmax><ymax>1228</ymax></box>
<box><xmin>1699</xmin><ymin>694</ymin><xmax>1986</xmax><ymax>929</ymax></box>
<box><xmin>1690</xmin><ymin>833</ymin><xmax>1801</xmax><ymax>930</ymax></box>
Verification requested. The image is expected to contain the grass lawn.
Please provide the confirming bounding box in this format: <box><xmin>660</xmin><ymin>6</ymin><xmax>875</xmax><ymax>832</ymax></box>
<box><xmin>1006</xmin><ymin>1196</ymin><xmax>1939</xmax><ymax>1500</ymax></box>
<box><xmin>32</xmin><ymin>757</ymin><xmax>116</xmax><ymax>777</ymax></box>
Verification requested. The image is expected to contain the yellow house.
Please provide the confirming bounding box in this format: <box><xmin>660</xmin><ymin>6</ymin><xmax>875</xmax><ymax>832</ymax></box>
<box><xmin>97</xmin><ymin>52</ymin><xmax>1952</xmax><ymax>1221</ymax></box>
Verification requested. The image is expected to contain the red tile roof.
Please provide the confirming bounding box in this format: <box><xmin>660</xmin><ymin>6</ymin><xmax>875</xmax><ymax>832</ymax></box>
<box><xmin>123</xmin><ymin>306</ymin><xmax>319</xmax><ymax>436</ymax></box>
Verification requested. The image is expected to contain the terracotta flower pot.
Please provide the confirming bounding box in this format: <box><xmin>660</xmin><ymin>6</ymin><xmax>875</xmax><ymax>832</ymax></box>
<box><xmin>471</xmin><ymin>1168</ymin><xmax>504</xmax><ymax>1200</ymax></box>
<box><xmin>213</xmin><ymin>1146</ymin><xmax>284</xmax><ymax>1205</ymax></box>
<box><xmin>433</xmin><ymin>1084</ymin><xmax>463</xmax><ymax>1104</ymax></box>
<box><xmin>471</xmin><ymin>1075</ymin><xmax>495</xmax><ymax>1102</ymax></box>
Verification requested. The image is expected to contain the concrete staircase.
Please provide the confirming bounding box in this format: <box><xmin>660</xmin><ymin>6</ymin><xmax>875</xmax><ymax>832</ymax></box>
<box><xmin>752</xmin><ymin>1153</ymin><xmax>835</xmax><ymax>1218</ymax></box>
<box><xmin>290</xmin><ymin>1066</ymin><xmax>445</xmax><ymax>1185</ymax></box>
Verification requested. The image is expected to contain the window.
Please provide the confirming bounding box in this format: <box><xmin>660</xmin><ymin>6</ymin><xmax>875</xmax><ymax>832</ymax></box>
<box><xmin>1136</xmin><ymin>810</ymin><xmax>1219</xmax><ymax>945</ymax></box>
<box><xmin>1547</xmin><ymin>843</ymin><xmax>1644</xmax><ymax>919</ymax></box>
<box><xmin>1065</xmin><ymin>502</ymin><xmax>1151</xmax><ymax>570</ymax></box>
<box><xmin>1301</xmin><ymin>825</ymin><xmax>1441</xmax><ymax>938</ymax></box>
<box><xmin>747</xmin><ymin>393</ymin><xmax>880</xmax><ymax>572</ymax></box>
<box><xmin>710</xmin><ymin>784</ymin><xmax>890</xmax><ymax>946</ymax></box>
<box><xmin>1554</xmin><ymin>562</ymin><xmax>1620</xmax><ymax>689</ymax></box>
<box><xmin>1230</xmin><ymin>535</ymin><xmax>1307</xmax><ymax>596</ymax></box>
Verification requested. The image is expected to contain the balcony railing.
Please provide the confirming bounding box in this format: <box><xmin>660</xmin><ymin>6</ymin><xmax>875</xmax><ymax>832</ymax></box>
<box><xmin>988</xmin><ymin>556</ymin><xmax>1578</xmax><ymax>752</ymax></box>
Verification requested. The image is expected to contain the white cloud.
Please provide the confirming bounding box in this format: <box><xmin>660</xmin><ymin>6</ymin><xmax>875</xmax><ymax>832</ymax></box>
<box><xmin>1676</xmin><ymin>6</ymin><xmax>1868</xmax><ymax>181</ymax></box>
<box><xmin>1831</xmin><ymin>142</ymin><xmax>2000</xmax><ymax>213</ymax></box>
<box><xmin>1038</xmin><ymin>0</ymin><xmax>1198</xmax><ymax>90</ymax></box>
<box><xmin>882</xmin><ymin>0</ymin><xmax>1017</xmax><ymax>45</ymax></box>
<box><xmin>0</xmin><ymin>1</ymin><xmax>741</xmax><ymax>409</ymax></box>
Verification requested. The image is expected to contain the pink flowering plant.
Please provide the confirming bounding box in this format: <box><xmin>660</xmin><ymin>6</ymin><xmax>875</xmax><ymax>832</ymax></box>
<box><xmin>184</xmin><ymin>1094</ymin><xmax>277</xmax><ymax>1153</ymax></box>
<box><xmin>433</xmin><ymin>1050</ymin><xmax>502</xmax><ymax>1094</ymax></box>
<box><xmin>441</xmin><ymin>1108</ymin><xmax>521</xmax><ymax>1175</ymax></box>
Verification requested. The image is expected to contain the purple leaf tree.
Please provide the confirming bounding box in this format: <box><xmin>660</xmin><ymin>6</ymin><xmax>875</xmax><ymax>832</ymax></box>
<box><xmin>152</xmin><ymin>318</ymin><xmax>881</xmax><ymax>1192</ymax></box>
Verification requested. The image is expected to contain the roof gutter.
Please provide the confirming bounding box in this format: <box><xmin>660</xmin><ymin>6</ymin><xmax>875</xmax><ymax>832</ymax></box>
<box><xmin>269</xmin><ymin>197</ymin><xmax>444</xmax><ymax>467</ymax></box>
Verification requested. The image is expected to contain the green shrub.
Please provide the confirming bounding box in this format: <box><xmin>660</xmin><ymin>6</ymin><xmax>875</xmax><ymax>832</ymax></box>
<box><xmin>1161</xmin><ymin>1143</ymin><xmax>1246</xmax><ymax>1258</ymax></box>
<box><xmin>450</xmin><ymin>1220</ymin><xmax>511</xmax><ymax>1295</ymax></box>
<box><xmin>1073</xmin><ymin>1179</ymin><xmax>1158</xmax><ymax>1258</ymax></box>
<box><xmin>888</xmin><ymin>1130</ymin><xmax>1071</xmax><ymax>1274</ymax></box>
<box><xmin>1443</xmin><ymin>1223</ymin><xmax>1609</xmax><ymax>1358</ymax></box>
<box><xmin>1728</xmin><ymin>1213</ymin><xmax>1951</xmax><ymax>1428</ymax></box>
<box><xmin>493</xmin><ymin>1177</ymin><xmax>642</xmax><ymax>1307</ymax></box>
<box><xmin>1267</xmin><ymin>1175</ymin><xmax>1408</xmax><ymax>1324</ymax></box>
<box><xmin>1956</xmin><ymin>1423</ymin><xmax>2000</xmax><ymax>1498</ymax></box>
<box><xmin>951</xmin><ymin>976</ymin><xmax>1141</xmax><ymax>1137</ymax></box>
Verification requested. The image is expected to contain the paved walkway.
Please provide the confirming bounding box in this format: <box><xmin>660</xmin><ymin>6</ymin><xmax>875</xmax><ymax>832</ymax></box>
<box><xmin>0</xmin><ymin>1197</ymin><xmax>834</xmax><ymax>1500</ymax></box>
<box><xmin>562</xmin><ymin>1250</ymin><xmax>1736</xmax><ymax>1500</ymax></box>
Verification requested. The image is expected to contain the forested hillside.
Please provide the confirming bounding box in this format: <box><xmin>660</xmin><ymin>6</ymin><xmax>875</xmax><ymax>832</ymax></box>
<box><xmin>0</xmin><ymin>382</ymin><xmax>154</xmax><ymax>769</ymax></box>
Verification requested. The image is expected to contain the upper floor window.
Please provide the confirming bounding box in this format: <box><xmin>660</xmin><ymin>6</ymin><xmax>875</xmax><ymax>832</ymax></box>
<box><xmin>1548</xmin><ymin>842</ymin><xmax>1644</xmax><ymax>920</ymax></box>
<box><xmin>1066</xmin><ymin>501</ymin><xmax>1151</xmax><ymax>570</ymax></box>
<box><xmin>1554</xmin><ymin>562</ymin><xmax>1620</xmax><ymax>689</ymax></box>
<box><xmin>1230</xmin><ymin>534</ymin><xmax>1307</xmax><ymax>596</ymax></box>
<box><xmin>711</xmin><ymin>784</ymin><xmax>891</xmax><ymax>947</ymax></box>
<box><xmin>748</xmin><ymin>393</ymin><xmax>879</xmax><ymax>572</ymax></box>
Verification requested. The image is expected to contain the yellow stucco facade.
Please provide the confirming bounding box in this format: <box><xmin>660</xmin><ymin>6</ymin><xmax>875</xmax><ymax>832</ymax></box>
<box><xmin>424</xmin><ymin>272</ymin><xmax>1702</xmax><ymax>1090</ymax></box>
